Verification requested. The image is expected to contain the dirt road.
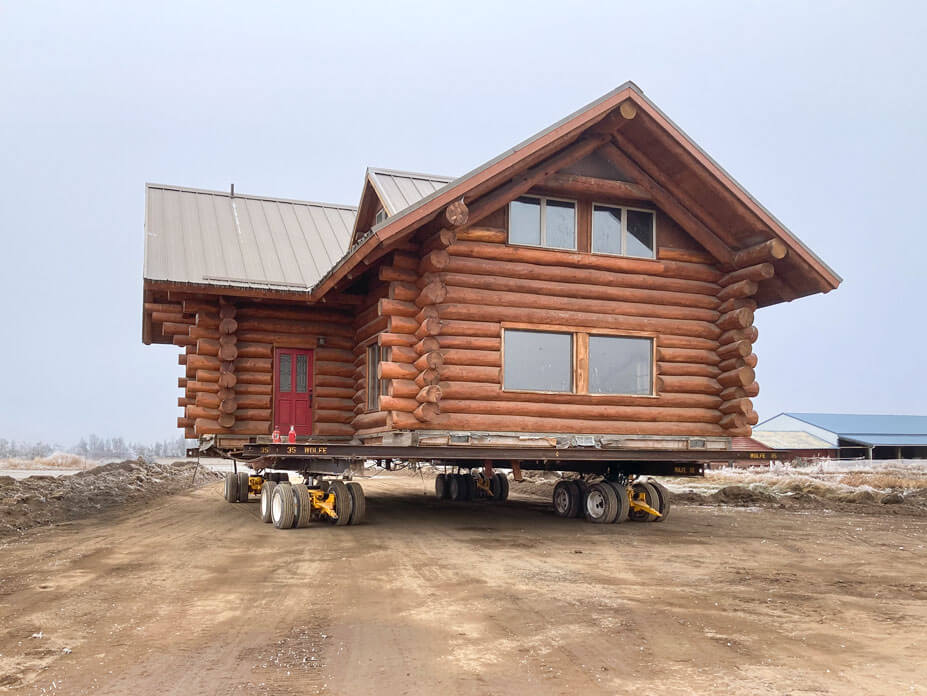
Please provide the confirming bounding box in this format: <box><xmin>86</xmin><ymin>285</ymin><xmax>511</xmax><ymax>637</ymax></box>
<box><xmin>1</xmin><ymin>472</ymin><xmax>925</xmax><ymax>695</ymax></box>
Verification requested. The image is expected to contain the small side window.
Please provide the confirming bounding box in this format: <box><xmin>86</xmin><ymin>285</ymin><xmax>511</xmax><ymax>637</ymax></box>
<box><xmin>366</xmin><ymin>344</ymin><xmax>380</xmax><ymax>410</ymax></box>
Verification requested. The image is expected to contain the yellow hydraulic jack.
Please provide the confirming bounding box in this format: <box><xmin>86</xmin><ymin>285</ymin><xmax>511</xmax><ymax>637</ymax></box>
<box><xmin>628</xmin><ymin>487</ymin><xmax>662</xmax><ymax>518</ymax></box>
<box><xmin>475</xmin><ymin>475</ymin><xmax>494</xmax><ymax>497</ymax></box>
<box><xmin>248</xmin><ymin>476</ymin><xmax>265</xmax><ymax>496</ymax></box>
<box><xmin>309</xmin><ymin>488</ymin><xmax>338</xmax><ymax>520</ymax></box>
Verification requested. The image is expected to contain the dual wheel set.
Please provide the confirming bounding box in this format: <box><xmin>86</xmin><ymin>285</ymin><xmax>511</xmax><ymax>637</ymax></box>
<box><xmin>434</xmin><ymin>472</ymin><xmax>509</xmax><ymax>502</ymax></box>
<box><xmin>223</xmin><ymin>471</ymin><xmax>366</xmax><ymax>528</ymax></box>
<box><xmin>553</xmin><ymin>478</ymin><xmax>671</xmax><ymax>524</ymax></box>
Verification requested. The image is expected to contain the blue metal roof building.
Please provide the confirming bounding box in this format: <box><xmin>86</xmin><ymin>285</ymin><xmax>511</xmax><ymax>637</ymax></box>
<box><xmin>755</xmin><ymin>413</ymin><xmax>927</xmax><ymax>458</ymax></box>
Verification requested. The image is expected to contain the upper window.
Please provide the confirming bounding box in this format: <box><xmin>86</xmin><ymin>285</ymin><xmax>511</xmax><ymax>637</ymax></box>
<box><xmin>509</xmin><ymin>196</ymin><xmax>576</xmax><ymax>250</ymax></box>
<box><xmin>503</xmin><ymin>330</ymin><xmax>573</xmax><ymax>392</ymax></box>
<box><xmin>374</xmin><ymin>208</ymin><xmax>388</xmax><ymax>225</ymax></box>
<box><xmin>592</xmin><ymin>205</ymin><xmax>655</xmax><ymax>258</ymax></box>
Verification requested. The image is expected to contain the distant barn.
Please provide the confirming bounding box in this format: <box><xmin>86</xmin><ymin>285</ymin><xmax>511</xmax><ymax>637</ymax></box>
<box><xmin>755</xmin><ymin>413</ymin><xmax>927</xmax><ymax>459</ymax></box>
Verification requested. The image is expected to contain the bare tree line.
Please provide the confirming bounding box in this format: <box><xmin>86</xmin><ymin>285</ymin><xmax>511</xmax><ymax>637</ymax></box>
<box><xmin>0</xmin><ymin>435</ymin><xmax>186</xmax><ymax>460</ymax></box>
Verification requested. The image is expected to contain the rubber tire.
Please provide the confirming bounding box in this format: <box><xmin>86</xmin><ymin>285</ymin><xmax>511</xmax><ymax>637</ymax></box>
<box><xmin>435</xmin><ymin>473</ymin><xmax>447</xmax><ymax>500</ymax></box>
<box><xmin>465</xmin><ymin>475</ymin><xmax>478</xmax><ymax>501</ymax></box>
<box><xmin>648</xmin><ymin>480</ymin><xmax>672</xmax><ymax>522</ymax></box>
<box><xmin>260</xmin><ymin>480</ymin><xmax>277</xmax><ymax>523</ymax></box>
<box><xmin>236</xmin><ymin>471</ymin><xmax>250</xmax><ymax>502</ymax></box>
<box><xmin>584</xmin><ymin>482</ymin><xmax>619</xmax><ymax>524</ymax></box>
<box><xmin>458</xmin><ymin>474</ymin><xmax>471</xmax><ymax>501</ymax></box>
<box><xmin>292</xmin><ymin>484</ymin><xmax>312</xmax><ymax>528</ymax></box>
<box><xmin>490</xmin><ymin>473</ymin><xmax>509</xmax><ymax>502</ymax></box>
<box><xmin>573</xmin><ymin>480</ymin><xmax>589</xmax><ymax>519</ymax></box>
<box><xmin>327</xmin><ymin>480</ymin><xmax>353</xmax><ymax>526</ymax></box>
<box><xmin>605</xmin><ymin>481</ymin><xmax>631</xmax><ymax>524</ymax></box>
<box><xmin>277</xmin><ymin>472</ymin><xmax>289</xmax><ymax>484</ymax></box>
<box><xmin>271</xmin><ymin>483</ymin><xmax>295</xmax><ymax>529</ymax></box>
<box><xmin>224</xmin><ymin>473</ymin><xmax>238</xmax><ymax>502</ymax></box>
<box><xmin>448</xmin><ymin>474</ymin><xmax>462</xmax><ymax>501</ymax></box>
<box><xmin>553</xmin><ymin>480</ymin><xmax>579</xmax><ymax>518</ymax></box>
<box><xmin>628</xmin><ymin>482</ymin><xmax>659</xmax><ymax>522</ymax></box>
<box><xmin>346</xmin><ymin>482</ymin><xmax>366</xmax><ymax>525</ymax></box>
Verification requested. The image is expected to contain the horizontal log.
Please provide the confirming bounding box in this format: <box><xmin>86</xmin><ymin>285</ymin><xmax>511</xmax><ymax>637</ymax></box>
<box><xmin>145</xmin><ymin>301</ymin><xmax>183</xmax><ymax>314</ymax></box>
<box><xmin>194</xmin><ymin>419</ymin><xmax>272</xmax><ymax>436</ymax></box>
<box><xmin>151</xmin><ymin>311</ymin><xmax>189</xmax><ymax>325</ymax></box>
<box><xmin>658</xmin><ymin>336</ymin><xmax>719</xmax><ymax>351</ymax></box>
<box><xmin>389</xmin><ymin>379</ymin><xmax>419</xmax><ymax>399</ymax></box>
<box><xmin>717</xmin><ymin>297</ymin><xmax>758</xmax><ymax>315</ymax></box>
<box><xmin>719</xmin><ymin>326</ymin><xmax>759</xmax><ymax>346</ymax></box>
<box><xmin>435</xmin><ymin>303</ymin><xmax>720</xmax><ymax>340</ymax></box>
<box><xmin>441</xmin><ymin>399</ymin><xmax>721</xmax><ymax>423</ymax></box>
<box><xmin>417</xmin><ymin>319</ymin><xmax>502</xmax><ymax>340</ymax></box>
<box><xmin>314</xmin><ymin>409</ymin><xmax>354</xmax><ymax>424</ymax></box>
<box><xmin>352</xmin><ymin>411</ymin><xmax>389</xmax><ymax>430</ymax></box>
<box><xmin>456</xmin><ymin>227</ymin><xmax>506</xmax><ymax>244</ymax></box>
<box><xmin>421</xmin><ymin>414</ymin><xmax>726</xmax><ymax>437</ymax></box>
<box><xmin>440</xmin><ymin>285</ymin><xmax>718</xmax><ymax>323</ymax></box>
<box><xmin>218</xmin><ymin>412</ymin><xmax>235</xmax><ymax>428</ymax></box>
<box><xmin>236</xmin><ymin>318</ymin><xmax>353</xmax><ymax>337</ymax></box>
<box><xmin>236</xmin><ymin>305</ymin><xmax>348</xmax><ymax>323</ymax></box>
<box><xmin>438</xmin><ymin>365</ymin><xmax>500</xmax><ymax>383</ymax></box>
<box><xmin>448</xmin><ymin>240</ymin><xmax>665</xmax><ymax>276</ymax></box>
<box><xmin>420</xmin><ymin>250</ymin><xmax>450</xmax><ymax>274</ymax></box>
<box><xmin>718</xmin><ymin>353</ymin><xmax>757</xmax><ymax>373</ymax></box>
<box><xmin>379</xmin><ymin>266</ymin><xmax>418</xmax><ymax>284</ymax></box>
<box><xmin>717</xmin><ymin>279</ymin><xmax>758</xmax><ymax>303</ymax></box>
<box><xmin>177</xmin><ymin>396</ymin><xmax>192</xmax><ymax>408</ymax></box>
<box><xmin>416</xmin><ymin>281</ymin><xmax>448</xmax><ymax>307</ymax></box>
<box><xmin>717</xmin><ymin>339</ymin><xmax>752</xmax><ymax>360</ymax></box>
<box><xmin>234</xmin><ymin>357</ymin><xmax>272</xmax><ymax>372</ymax></box>
<box><xmin>414</xmin><ymin>403</ymin><xmax>441</xmax><ymax>422</ymax></box>
<box><xmin>732</xmin><ymin>239</ymin><xmax>787</xmax><ymax>268</ymax></box>
<box><xmin>313</xmin><ymin>423</ymin><xmax>354</xmax><ymax>437</ymax></box>
<box><xmin>236</xmin><ymin>372</ymin><xmax>272</xmax><ymax>386</ymax></box>
<box><xmin>379</xmin><ymin>396</ymin><xmax>419</xmax><ymax>413</ymax></box>
<box><xmin>746</xmin><ymin>410</ymin><xmax>759</xmax><ymax>426</ymax></box>
<box><xmin>441</xmin><ymin>349</ymin><xmax>500</xmax><ymax>367</ymax></box>
<box><xmin>444</xmin><ymin>253</ymin><xmax>719</xmax><ymax>297</ymax></box>
<box><xmin>720</xmin><ymin>398</ymin><xmax>753</xmax><ymax>416</ymax></box>
<box><xmin>720</xmin><ymin>382</ymin><xmax>760</xmax><ymax>401</ymax></box>
<box><xmin>219</xmin><ymin>303</ymin><xmax>237</xmax><ymax>320</ymax></box>
<box><xmin>389</xmin><ymin>345</ymin><xmax>418</xmax><ymax>364</ymax></box>
<box><xmin>315</xmin><ymin>361</ymin><xmax>354</xmax><ymax>378</ymax></box>
<box><xmin>218</xmin><ymin>317</ymin><xmax>238</xmax><ymax>335</ymax></box>
<box><xmin>353</xmin><ymin>390</ymin><xmax>366</xmax><ymax>405</ymax></box>
<box><xmin>315</xmin><ymin>347</ymin><xmax>355</xmax><ymax>363</ymax></box>
<box><xmin>414</xmin><ymin>337</ymin><xmax>441</xmax><ymax>355</ymax></box>
<box><xmin>315</xmin><ymin>375</ymin><xmax>353</xmax><ymax>389</ymax></box>
<box><xmin>439</xmin><ymin>270</ymin><xmax>719</xmax><ymax>311</ymax></box>
<box><xmin>177</xmin><ymin>377</ymin><xmax>187</xmax><ymax>388</ymax></box>
<box><xmin>656</xmin><ymin>347</ymin><xmax>719</xmax><ymax>365</ymax></box>
<box><xmin>657</xmin><ymin>247</ymin><xmax>716</xmax><ymax>265</ymax></box>
<box><xmin>720</xmin><ymin>262</ymin><xmax>775</xmax><ymax>287</ymax></box>
<box><xmin>196</xmin><ymin>338</ymin><xmax>220</xmax><ymax>356</ymax></box>
<box><xmin>177</xmin><ymin>417</ymin><xmax>194</xmax><ymax>429</ymax></box>
<box><xmin>217</xmin><ymin>344</ymin><xmax>238</xmax><ymax>361</ymax></box>
<box><xmin>390</xmin><ymin>281</ymin><xmax>420</xmax><ymax>302</ymax></box>
<box><xmin>388</xmin><ymin>411</ymin><xmax>420</xmax><ymax>430</ymax></box>
<box><xmin>434</xmin><ymin>335</ymin><xmax>501</xmax><ymax>352</ymax></box>
<box><xmin>186</xmin><ymin>380</ymin><xmax>219</xmax><ymax>394</ymax></box>
<box><xmin>234</xmin><ymin>408</ymin><xmax>272</xmax><ymax>421</ymax></box>
<box><xmin>219</xmin><ymin>399</ymin><xmax>237</xmax><ymax>415</ymax></box>
<box><xmin>389</xmin><ymin>316</ymin><xmax>419</xmax><ymax>335</ymax></box>
<box><xmin>716</xmin><ymin>307</ymin><xmax>754</xmax><ymax>331</ymax></box>
<box><xmin>423</xmin><ymin>228</ymin><xmax>458</xmax><ymax>253</ymax></box>
<box><xmin>218</xmin><ymin>372</ymin><xmax>238</xmax><ymax>388</ymax></box>
<box><xmin>234</xmin><ymin>342</ymin><xmax>272</xmax><ymax>359</ymax></box>
<box><xmin>438</xmin><ymin>382</ymin><xmax>722</xmax><ymax>409</ymax></box>
<box><xmin>380</xmin><ymin>332</ymin><xmax>418</xmax><ymax>347</ymax></box>
<box><xmin>719</xmin><ymin>413</ymin><xmax>747</xmax><ymax>430</ymax></box>
<box><xmin>657</xmin><ymin>362</ymin><xmax>720</xmax><ymax>378</ymax></box>
<box><xmin>186</xmin><ymin>405</ymin><xmax>219</xmax><ymax>421</ymax></box>
<box><xmin>537</xmin><ymin>172</ymin><xmax>650</xmax><ymax>202</ymax></box>
<box><xmin>414</xmin><ymin>352</ymin><xmax>444</xmax><ymax>371</ymax></box>
<box><xmin>378</xmin><ymin>361</ymin><xmax>418</xmax><ymax>381</ymax></box>
<box><xmin>657</xmin><ymin>375</ymin><xmax>721</xmax><ymax>395</ymax></box>
<box><xmin>195</xmin><ymin>369</ymin><xmax>220</xmax><ymax>384</ymax></box>
<box><xmin>196</xmin><ymin>312</ymin><xmax>219</xmax><ymax>329</ymax></box>
<box><xmin>182</xmin><ymin>300</ymin><xmax>216</xmax><ymax>314</ymax></box>
<box><xmin>187</xmin><ymin>354</ymin><xmax>220</xmax><ymax>372</ymax></box>
<box><xmin>379</xmin><ymin>298</ymin><xmax>419</xmax><ymax>318</ymax></box>
<box><xmin>717</xmin><ymin>366</ymin><xmax>756</xmax><ymax>389</ymax></box>
<box><xmin>416</xmin><ymin>385</ymin><xmax>443</xmax><ymax>403</ymax></box>
<box><xmin>314</xmin><ymin>397</ymin><xmax>355</xmax><ymax>411</ymax></box>
<box><xmin>234</xmin><ymin>383</ymin><xmax>273</xmax><ymax>396</ymax></box>
<box><xmin>415</xmin><ymin>370</ymin><xmax>440</xmax><ymax>388</ymax></box>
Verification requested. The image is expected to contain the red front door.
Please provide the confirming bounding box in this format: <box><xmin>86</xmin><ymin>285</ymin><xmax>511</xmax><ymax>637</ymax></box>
<box><xmin>274</xmin><ymin>348</ymin><xmax>314</xmax><ymax>436</ymax></box>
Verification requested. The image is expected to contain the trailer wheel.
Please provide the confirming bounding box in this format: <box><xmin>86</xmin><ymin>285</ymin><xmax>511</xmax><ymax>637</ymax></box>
<box><xmin>347</xmin><ymin>482</ymin><xmax>366</xmax><ymax>525</ymax></box>
<box><xmin>435</xmin><ymin>473</ymin><xmax>448</xmax><ymax>500</ymax></box>
<box><xmin>271</xmin><ymin>483</ymin><xmax>295</xmax><ymax>529</ymax></box>
<box><xmin>465</xmin><ymin>474</ymin><xmax>478</xmax><ymax>501</ymax></box>
<box><xmin>260</xmin><ymin>480</ymin><xmax>277</xmax><ymax>523</ymax></box>
<box><xmin>446</xmin><ymin>474</ymin><xmax>459</xmax><ymax>501</ymax></box>
<box><xmin>236</xmin><ymin>471</ymin><xmax>250</xmax><ymax>502</ymax></box>
<box><xmin>648</xmin><ymin>480</ymin><xmax>672</xmax><ymax>522</ymax></box>
<box><xmin>573</xmin><ymin>480</ymin><xmax>589</xmax><ymax>518</ymax></box>
<box><xmin>292</xmin><ymin>484</ymin><xmax>312</xmax><ymax>528</ymax></box>
<box><xmin>553</xmin><ymin>481</ymin><xmax>579</xmax><ymax>518</ymax></box>
<box><xmin>490</xmin><ymin>473</ymin><xmax>509</xmax><ymax>502</ymax></box>
<box><xmin>606</xmin><ymin>481</ymin><xmax>631</xmax><ymax>523</ymax></box>
<box><xmin>277</xmin><ymin>472</ymin><xmax>290</xmax><ymax>484</ymax></box>
<box><xmin>629</xmin><ymin>482</ymin><xmax>659</xmax><ymax>522</ymax></box>
<box><xmin>224</xmin><ymin>473</ymin><xmax>238</xmax><ymax>502</ymax></box>
<box><xmin>327</xmin><ymin>480</ymin><xmax>353</xmax><ymax>526</ymax></box>
<box><xmin>585</xmin><ymin>482</ymin><xmax>619</xmax><ymax>524</ymax></box>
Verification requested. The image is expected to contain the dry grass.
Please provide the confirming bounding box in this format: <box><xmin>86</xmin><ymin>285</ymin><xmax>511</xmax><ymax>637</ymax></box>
<box><xmin>838</xmin><ymin>472</ymin><xmax>927</xmax><ymax>490</ymax></box>
<box><xmin>0</xmin><ymin>452</ymin><xmax>94</xmax><ymax>471</ymax></box>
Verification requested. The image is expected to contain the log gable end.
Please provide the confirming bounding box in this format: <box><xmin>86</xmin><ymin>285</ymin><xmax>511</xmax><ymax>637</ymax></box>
<box><xmin>143</xmin><ymin>81</ymin><xmax>839</xmax><ymax>445</ymax></box>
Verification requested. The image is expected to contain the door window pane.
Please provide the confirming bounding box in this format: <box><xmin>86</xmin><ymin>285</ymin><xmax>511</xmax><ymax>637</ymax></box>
<box><xmin>295</xmin><ymin>354</ymin><xmax>308</xmax><ymax>393</ymax></box>
<box><xmin>545</xmin><ymin>200</ymin><xmax>576</xmax><ymax>249</ymax></box>
<box><xmin>588</xmin><ymin>336</ymin><xmax>652</xmax><ymax>395</ymax></box>
<box><xmin>279</xmin><ymin>354</ymin><xmax>292</xmax><ymax>393</ymax></box>
<box><xmin>592</xmin><ymin>205</ymin><xmax>622</xmax><ymax>254</ymax></box>
<box><xmin>504</xmin><ymin>330</ymin><xmax>572</xmax><ymax>392</ymax></box>
<box><xmin>626</xmin><ymin>210</ymin><xmax>655</xmax><ymax>258</ymax></box>
<box><xmin>509</xmin><ymin>197</ymin><xmax>541</xmax><ymax>246</ymax></box>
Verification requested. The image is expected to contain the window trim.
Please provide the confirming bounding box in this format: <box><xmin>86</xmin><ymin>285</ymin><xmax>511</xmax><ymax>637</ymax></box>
<box><xmin>365</xmin><ymin>342</ymin><xmax>391</xmax><ymax>411</ymax></box>
<box><xmin>507</xmin><ymin>195</ymin><xmax>578</xmax><ymax>251</ymax></box>
<box><xmin>501</xmin><ymin>323</ymin><xmax>656</xmax><ymax>397</ymax></box>
<box><xmin>591</xmin><ymin>203</ymin><xmax>657</xmax><ymax>259</ymax></box>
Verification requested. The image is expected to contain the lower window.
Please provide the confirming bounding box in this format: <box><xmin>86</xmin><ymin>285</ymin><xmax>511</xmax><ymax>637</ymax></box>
<box><xmin>503</xmin><ymin>330</ymin><xmax>573</xmax><ymax>392</ymax></box>
<box><xmin>588</xmin><ymin>335</ymin><xmax>652</xmax><ymax>395</ymax></box>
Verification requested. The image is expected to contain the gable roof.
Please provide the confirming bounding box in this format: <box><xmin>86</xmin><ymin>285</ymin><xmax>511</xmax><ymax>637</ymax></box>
<box><xmin>368</xmin><ymin>168</ymin><xmax>453</xmax><ymax>217</ymax></box>
<box><xmin>749</xmin><ymin>430</ymin><xmax>837</xmax><ymax>450</ymax></box>
<box><xmin>315</xmin><ymin>81</ymin><xmax>841</xmax><ymax>307</ymax></box>
<box><xmin>773</xmin><ymin>413</ymin><xmax>927</xmax><ymax>443</ymax></box>
<box><xmin>144</xmin><ymin>184</ymin><xmax>355</xmax><ymax>292</ymax></box>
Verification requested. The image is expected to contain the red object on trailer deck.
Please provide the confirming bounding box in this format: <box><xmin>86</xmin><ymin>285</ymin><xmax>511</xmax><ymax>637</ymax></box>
<box><xmin>272</xmin><ymin>426</ymin><xmax>281</xmax><ymax>443</ymax></box>
<box><xmin>288</xmin><ymin>425</ymin><xmax>296</xmax><ymax>443</ymax></box>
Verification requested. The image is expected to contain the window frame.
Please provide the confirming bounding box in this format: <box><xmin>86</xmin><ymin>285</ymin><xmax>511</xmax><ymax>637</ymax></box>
<box><xmin>507</xmin><ymin>195</ymin><xmax>578</xmax><ymax>251</ymax></box>
<box><xmin>591</xmin><ymin>203</ymin><xmax>657</xmax><ymax>259</ymax></box>
<box><xmin>365</xmin><ymin>342</ymin><xmax>391</xmax><ymax>411</ymax></box>
<box><xmin>501</xmin><ymin>323</ymin><xmax>656</xmax><ymax>397</ymax></box>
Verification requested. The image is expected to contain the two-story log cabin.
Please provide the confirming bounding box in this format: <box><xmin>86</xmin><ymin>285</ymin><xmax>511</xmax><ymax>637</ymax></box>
<box><xmin>142</xmin><ymin>82</ymin><xmax>840</xmax><ymax>454</ymax></box>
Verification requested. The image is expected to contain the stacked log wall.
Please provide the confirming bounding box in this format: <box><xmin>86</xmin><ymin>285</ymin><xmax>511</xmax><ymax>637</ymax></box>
<box><xmin>154</xmin><ymin>296</ymin><xmax>355</xmax><ymax>438</ymax></box>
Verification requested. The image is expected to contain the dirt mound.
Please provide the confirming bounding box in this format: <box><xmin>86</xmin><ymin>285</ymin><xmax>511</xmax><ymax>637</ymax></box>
<box><xmin>0</xmin><ymin>459</ymin><xmax>221</xmax><ymax>537</ymax></box>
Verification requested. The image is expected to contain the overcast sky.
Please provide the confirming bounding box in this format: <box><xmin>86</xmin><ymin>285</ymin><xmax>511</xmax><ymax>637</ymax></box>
<box><xmin>1</xmin><ymin>1</ymin><xmax>924</xmax><ymax>444</ymax></box>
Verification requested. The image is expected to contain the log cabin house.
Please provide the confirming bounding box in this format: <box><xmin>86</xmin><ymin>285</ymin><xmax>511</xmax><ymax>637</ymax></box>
<box><xmin>142</xmin><ymin>82</ymin><xmax>840</xmax><ymax>451</ymax></box>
